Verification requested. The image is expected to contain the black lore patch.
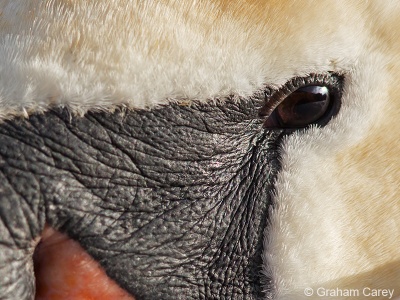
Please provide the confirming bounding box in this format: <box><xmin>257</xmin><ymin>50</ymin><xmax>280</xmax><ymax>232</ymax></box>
<box><xmin>0</xmin><ymin>97</ymin><xmax>284</xmax><ymax>300</ymax></box>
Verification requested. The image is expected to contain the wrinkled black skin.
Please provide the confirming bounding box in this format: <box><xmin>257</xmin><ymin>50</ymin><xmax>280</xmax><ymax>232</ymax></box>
<box><xmin>0</xmin><ymin>96</ymin><xmax>283</xmax><ymax>300</ymax></box>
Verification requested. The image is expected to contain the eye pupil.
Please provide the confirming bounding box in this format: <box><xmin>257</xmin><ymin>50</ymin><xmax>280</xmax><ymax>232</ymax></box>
<box><xmin>261</xmin><ymin>74</ymin><xmax>343</xmax><ymax>129</ymax></box>
<box><xmin>276</xmin><ymin>85</ymin><xmax>330</xmax><ymax>127</ymax></box>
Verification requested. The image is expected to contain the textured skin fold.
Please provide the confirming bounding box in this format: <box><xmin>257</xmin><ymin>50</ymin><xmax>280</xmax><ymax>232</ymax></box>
<box><xmin>0</xmin><ymin>97</ymin><xmax>282</xmax><ymax>299</ymax></box>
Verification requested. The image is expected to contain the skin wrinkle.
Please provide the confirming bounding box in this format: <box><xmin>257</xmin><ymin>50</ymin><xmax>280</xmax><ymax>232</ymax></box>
<box><xmin>0</xmin><ymin>162</ymin><xmax>44</xmax><ymax>299</ymax></box>
<box><xmin>0</xmin><ymin>96</ymin><xmax>281</xmax><ymax>299</ymax></box>
<box><xmin>205</xmin><ymin>130</ymin><xmax>280</xmax><ymax>298</ymax></box>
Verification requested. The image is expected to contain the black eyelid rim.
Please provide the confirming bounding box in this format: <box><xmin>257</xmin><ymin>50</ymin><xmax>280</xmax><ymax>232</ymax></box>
<box><xmin>259</xmin><ymin>72</ymin><xmax>345</xmax><ymax>128</ymax></box>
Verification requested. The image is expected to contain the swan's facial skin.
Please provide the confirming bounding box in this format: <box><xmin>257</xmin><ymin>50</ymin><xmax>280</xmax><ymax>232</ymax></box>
<box><xmin>0</xmin><ymin>1</ymin><xmax>399</xmax><ymax>300</ymax></box>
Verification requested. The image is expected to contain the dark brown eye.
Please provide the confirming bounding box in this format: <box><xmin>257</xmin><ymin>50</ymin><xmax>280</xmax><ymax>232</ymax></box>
<box><xmin>261</xmin><ymin>74</ymin><xmax>343</xmax><ymax>129</ymax></box>
<box><xmin>275</xmin><ymin>86</ymin><xmax>330</xmax><ymax>127</ymax></box>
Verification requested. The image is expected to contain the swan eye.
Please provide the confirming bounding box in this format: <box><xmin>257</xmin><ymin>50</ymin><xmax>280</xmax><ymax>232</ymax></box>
<box><xmin>276</xmin><ymin>86</ymin><xmax>330</xmax><ymax>127</ymax></box>
<box><xmin>262</xmin><ymin>74</ymin><xmax>343</xmax><ymax>129</ymax></box>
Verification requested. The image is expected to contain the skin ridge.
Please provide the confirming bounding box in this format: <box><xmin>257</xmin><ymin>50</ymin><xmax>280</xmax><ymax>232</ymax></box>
<box><xmin>0</xmin><ymin>96</ymin><xmax>284</xmax><ymax>299</ymax></box>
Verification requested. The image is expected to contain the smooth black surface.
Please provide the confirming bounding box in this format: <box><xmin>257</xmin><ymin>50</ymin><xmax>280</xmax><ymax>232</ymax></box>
<box><xmin>0</xmin><ymin>96</ymin><xmax>283</xmax><ymax>299</ymax></box>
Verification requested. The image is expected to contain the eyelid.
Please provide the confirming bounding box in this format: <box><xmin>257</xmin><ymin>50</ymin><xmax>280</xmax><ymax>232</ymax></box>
<box><xmin>259</xmin><ymin>73</ymin><xmax>344</xmax><ymax>128</ymax></box>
